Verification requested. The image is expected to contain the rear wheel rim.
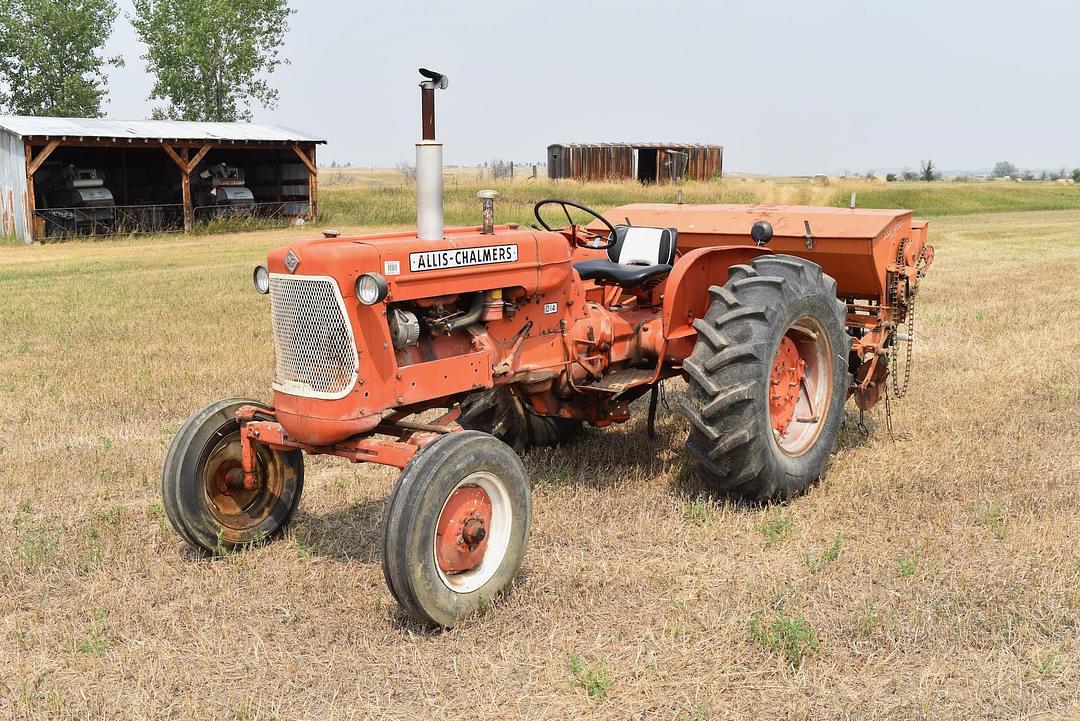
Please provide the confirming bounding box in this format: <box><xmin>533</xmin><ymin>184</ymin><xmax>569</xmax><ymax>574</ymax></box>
<box><xmin>769</xmin><ymin>316</ymin><xmax>832</xmax><ymax>456</ymax></box>
<box><xmin>433</xmin><ymin>471</ymin><xmax>512</xmax><ymax>594</ymax></box>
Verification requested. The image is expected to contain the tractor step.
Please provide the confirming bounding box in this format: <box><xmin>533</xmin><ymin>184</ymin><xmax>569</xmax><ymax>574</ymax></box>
<box><xmin>581</xmin><ymin>367</ymin><xmax>655</xmax><ymax>396</ymax></box>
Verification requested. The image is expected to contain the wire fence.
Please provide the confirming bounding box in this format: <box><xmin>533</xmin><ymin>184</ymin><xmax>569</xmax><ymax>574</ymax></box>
<box><xmin>34</xmin><ymin>201</ymin><xmax>307</xmax><ymax>241</ymax></box>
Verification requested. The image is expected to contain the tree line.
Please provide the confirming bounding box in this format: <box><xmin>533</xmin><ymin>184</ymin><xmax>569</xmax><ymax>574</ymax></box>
<box><xmin>0</xmin><ymin>0</ymin><xmax>292</xmax><ymax>121</ymax></box>
<box><xmin>876</xmin><ymin>160</ymin><xmax>1080</xmax><ymax>183</ymax></box>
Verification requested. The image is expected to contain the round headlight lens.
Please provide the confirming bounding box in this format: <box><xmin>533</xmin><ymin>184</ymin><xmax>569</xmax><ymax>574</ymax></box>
<box><xmin>252</xmin><ymin>265</ymin><xmax>269</xmax><ymax>294</ymax></box>
<box><xmin>355</xmin><ymin>273</ymin><xmax>388</xmax><ymax>305</ymax></box>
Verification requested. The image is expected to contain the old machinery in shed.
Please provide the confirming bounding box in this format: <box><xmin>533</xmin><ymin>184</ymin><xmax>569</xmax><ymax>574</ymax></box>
<box><xmin>44</xmin><ymin>165</ymin><xmax>116</xmax><ymax>236</ymax></box>
<box><xmin>162</xmin><ymin>69</ymin><xmax>934</xmax><ymax>628</ymax></box>
<box><xmin>194</xmin><ymin>162</ymin><xmax>255</xmax><ymax>219</ymax></box>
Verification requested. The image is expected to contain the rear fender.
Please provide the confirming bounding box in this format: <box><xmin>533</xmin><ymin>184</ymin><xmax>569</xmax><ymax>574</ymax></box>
<box><xmin>661</xmin><ymin>246</ymin><xmax>772</xmax><ymax>357</ymax></box>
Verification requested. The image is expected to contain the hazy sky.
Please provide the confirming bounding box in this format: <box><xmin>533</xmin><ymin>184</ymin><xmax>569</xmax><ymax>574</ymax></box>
<box><xmin>101</xmin><ymin>0</ymin><xmax>1079</xmax><ymax>174</ymax></box>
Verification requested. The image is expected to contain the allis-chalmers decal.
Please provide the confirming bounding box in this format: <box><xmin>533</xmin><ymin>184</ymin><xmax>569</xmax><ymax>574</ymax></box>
<box><xmin>409</xmin><ymin>244</ymin><xmax>518</xmax><ymax>272</ymax></box>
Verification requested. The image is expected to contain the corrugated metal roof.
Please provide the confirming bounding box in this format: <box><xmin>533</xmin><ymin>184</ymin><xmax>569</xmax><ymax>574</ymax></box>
<box><xmin>0</xmin><ymin>116</ymin><xmax>324</xmax><ymax>143</ymax></box>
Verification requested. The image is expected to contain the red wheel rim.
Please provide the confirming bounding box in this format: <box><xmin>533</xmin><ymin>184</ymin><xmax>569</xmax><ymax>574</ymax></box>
<box><xmin>769</xmin><ymin>336</ymin><xmax>805</xmax><ymax>435</ymax></box>
<box><xmin>768</xmin><ymin>317</ymin><xmax>833</xmax><ymax>456</ymax></box>
<box><xmin>435</xmin><ymin>484</ymin><xmax>493</xmax><ymax>574</ymax></box>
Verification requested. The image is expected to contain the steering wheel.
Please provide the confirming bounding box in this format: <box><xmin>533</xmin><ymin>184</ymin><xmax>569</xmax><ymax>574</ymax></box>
<box><xmin>533</xmin><ymin>198</ymin><xmax>617</xmax><ymax>250</ymax></box>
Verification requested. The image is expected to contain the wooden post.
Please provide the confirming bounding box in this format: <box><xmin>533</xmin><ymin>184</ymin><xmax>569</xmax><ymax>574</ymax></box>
<box><xmin>291</xmin><ymin>143</ymin><xmax>318</xmax><ymax>221</ymax></box>
<box><xmin>24</xmin><ymin>140</ymin><xmax>36</xmax><ymax>241</ymax></box>
<box><xmin>308</xmin><ymin>145</ymin><xmax>318</xmax><ymax>221</ymax></box>
<box><xmin>162</xmin><ymin>142</ymin><xmax>203</xmax><ymax>232</ymax></box>
<box><xmin>181</xmin><ymin>147</ymin><xmax>192</xmax><ymax>231</ymax></box>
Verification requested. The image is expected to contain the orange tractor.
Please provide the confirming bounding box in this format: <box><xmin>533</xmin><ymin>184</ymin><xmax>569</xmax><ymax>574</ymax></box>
<box><xmin>163</xmin><ymin>69</ymin><xmax>933</xmax><ymax>627</ymax></box>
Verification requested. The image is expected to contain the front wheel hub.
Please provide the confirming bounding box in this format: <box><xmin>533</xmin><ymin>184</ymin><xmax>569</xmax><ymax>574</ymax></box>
<box><xmin>435</xmin><ymin>485</ymin><xmax>492</xmax><ymax>573</ymax></box>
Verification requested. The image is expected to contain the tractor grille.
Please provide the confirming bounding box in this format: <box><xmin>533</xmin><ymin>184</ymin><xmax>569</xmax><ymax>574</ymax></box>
<box><xmin>268</xmin><ymin>275</ymin><xmax>358</xmax><ymax>399</ymax></box>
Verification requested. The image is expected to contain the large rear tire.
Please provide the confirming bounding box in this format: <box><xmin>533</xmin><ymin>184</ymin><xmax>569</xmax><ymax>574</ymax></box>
<box><xmin>382</xmin><ymin>431</ymin><xmax>531</xmax><ymax>627</ymax></box>
<box><xmin>162</xmin><ymin>398</ymin><xmax>304</xmax><ymax>553</ymax></box>
<box><xmin>679</xmin><ymin>256</ymin><xmax>850</xmax><ymax>500</ymax></box>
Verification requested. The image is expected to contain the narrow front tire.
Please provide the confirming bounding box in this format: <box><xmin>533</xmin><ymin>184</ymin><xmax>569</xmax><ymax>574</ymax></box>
<box><xmin>382</xmin><ymin>431</ymin><xmax>531</xmax><ymax>627</ymax></box>
<box><xmin>162</xmin><ymin>398</ymin><xmax>304</xmax><ymax>554</ymax></box>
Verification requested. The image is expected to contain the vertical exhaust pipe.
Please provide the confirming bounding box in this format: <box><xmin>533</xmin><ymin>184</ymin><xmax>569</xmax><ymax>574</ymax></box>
<box><xmin>416</xmin><ymin>68</ymin><xmax>448</xmax><ymax>241</ymax></box>
<box><xmin>477</xmin><ymin>189</ymin><xmax>497</xmax><ymax>234</ymax></box>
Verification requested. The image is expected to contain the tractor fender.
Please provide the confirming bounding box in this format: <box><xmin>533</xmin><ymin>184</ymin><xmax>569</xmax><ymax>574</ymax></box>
<box><xmin>661</xmin><ymin>245</ymin><xmax>772</xmax><ymax>344</ymax></box>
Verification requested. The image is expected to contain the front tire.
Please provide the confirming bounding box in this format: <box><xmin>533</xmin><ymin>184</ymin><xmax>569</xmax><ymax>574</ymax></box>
<box><xmin>679</xmin><ymin>256</ymin><xmax>851</xmax><ymax>500</ymax></box>
<box><xmin>162</xmin><ymin>398</ymin><xmax>304</xmax><ymax>553</ymax></box>
<box><xmin>382</xmin><ymin>431</ymin><xmax>531</xmax><ymax>627</ymax></box>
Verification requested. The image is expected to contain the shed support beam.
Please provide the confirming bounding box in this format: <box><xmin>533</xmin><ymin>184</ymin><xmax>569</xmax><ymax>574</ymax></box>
<box><xmin>292</xmin><ymin>144</ymin><xmax>318</xmax><ymax>220</ymax></box>
<box><xmin>162</xmin><ymin>142</ymin><xmax>213</xmax><ymax>232</ymax></box>
<box><xmin>26</xmin><ymin>139</ymin><xmax>61</xmax><ymax>177</ymax></box>
<box><xmin>24</xmin><ymin>141</ymin><xmax>37</xmax><ymax>240</ymax></box>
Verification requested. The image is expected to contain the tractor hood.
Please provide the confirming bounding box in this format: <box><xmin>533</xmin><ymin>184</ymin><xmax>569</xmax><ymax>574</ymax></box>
<box><xmin>266</xmin><ymin>224</ymin><xmax>574</xmax><ymax>302</ymax></box>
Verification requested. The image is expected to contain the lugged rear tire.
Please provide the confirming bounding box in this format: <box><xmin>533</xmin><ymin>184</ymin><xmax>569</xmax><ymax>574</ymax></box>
<box><xmin>678</xmin><ymin>255</ymin><xmax>851</xmax><ymax>500</ymax></box>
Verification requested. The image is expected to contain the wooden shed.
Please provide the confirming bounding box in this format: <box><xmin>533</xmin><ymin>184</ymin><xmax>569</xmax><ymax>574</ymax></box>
<box><xmin>0</xmin><ymin>116</ymin><xmax>325</xmax><ymax>243</ymax></box>
<box><xmin>547</xmin><ymin>143</ymin><xmax>723</xmax><ymax>184</ymax></box>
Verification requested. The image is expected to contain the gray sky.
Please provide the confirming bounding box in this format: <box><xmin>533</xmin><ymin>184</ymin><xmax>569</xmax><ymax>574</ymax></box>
<box><xmin>102</xmin><ymin>0</ymin><xmax>1079</xmax><ymax>174</ymax></box>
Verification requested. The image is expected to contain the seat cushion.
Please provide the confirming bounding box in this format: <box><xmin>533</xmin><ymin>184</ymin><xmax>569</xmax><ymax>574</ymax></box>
<box><xmin>574</xmin><ymin>259</ymin><xmax>672</xmax><ymax>287</ymax></box>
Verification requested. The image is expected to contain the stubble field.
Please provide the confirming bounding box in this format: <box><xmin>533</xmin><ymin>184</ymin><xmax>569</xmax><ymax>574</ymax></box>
<box><xmin>0</xmin><ymin>201</ymin><xmax>1078</xmax><ymax>719</ymax></box>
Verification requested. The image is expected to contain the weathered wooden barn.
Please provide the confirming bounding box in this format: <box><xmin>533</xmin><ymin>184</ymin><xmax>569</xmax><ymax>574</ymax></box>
<box><xmin>547</xmin><ymin>143</ymin><xmax>723</xmax><ymax>184</ymax></box>
<box><xmin>0</xmin><ymin>116</ymin><xmax>325</xmax><ymax>243</ymax></box>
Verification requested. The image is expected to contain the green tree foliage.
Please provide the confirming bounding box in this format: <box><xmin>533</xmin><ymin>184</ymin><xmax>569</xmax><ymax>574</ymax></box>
<box><xmin>992</xmin><ymin>161</ymin><xmax>1018</xmax><ymax>178</ymax></box>
<box><xmin>0</xmin><ymin>0</ymin><xmax>122</xmax><ymax>117</ymax></box>
<box><xmin>1073</xmin><ymin>168</ymin><xmax>1080</xmax><ymax>183</ymax></box>
<box><xmin>130</xmin><ymin>0</ymin><xmax>293</xmax><ymax>122</ymax></box>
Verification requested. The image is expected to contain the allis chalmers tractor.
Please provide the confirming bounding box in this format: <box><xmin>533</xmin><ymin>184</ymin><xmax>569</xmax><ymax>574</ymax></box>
<box><xmin>163</xmin><ymin>69</ymin><xmax>933</xmax><ymax>627</ymax></box>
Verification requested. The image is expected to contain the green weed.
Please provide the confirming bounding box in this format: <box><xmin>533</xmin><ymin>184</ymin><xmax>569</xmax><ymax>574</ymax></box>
<box><xmin>18</xmin><ymin>523</ymin><xmax>58</xmax><ymax>568</ymax></box>
<box><xmin>570</xmin><ymin>654</ymin><xmax>613</xmax><ymax>700</ymax></box>
<box><xmin>803</xmin><ymin>534</ymin><xmax>844</xmax><ymax>573</ymax></box>
<box><xmin>760</xmin><ymin>512</ymin><xmax>792</xmax><ymax>546</ymax></box>
<box><xmin>1029</xmin><ymin>650</ymin><xmax>1064</xmax><ymax>678</ymax></box>
<box><xmin>898</xmin><ymin>553</ymin><xmax>919</xmax><ymax>577</ymax></box>
<box><xmin>683</xmin><ymin>498</ymin><xmax>716</xmax><ymax>526</ymax></box>
<box><xmin>76</xmin><ymin>610</ymin><xmax>111</xmax><ymax>655</ymax></box>
<box><xmin>974</xmin><ymin>502</ymin><xmax>1008</xmax><ymax>539</ymax></box>
<box><xmin>294</xmin><ymin>533</ymin><xmax>312</xmax><ymax>559</ymax></box>
<box><xmin>856</xmin><ymin>600</ymin><xmax>880</xmax><ymax>635</ymax></box>
<box><xmin>749</xmin><ymin>610</ymin><xmax>818</xmax><ymax>667</ymax></box>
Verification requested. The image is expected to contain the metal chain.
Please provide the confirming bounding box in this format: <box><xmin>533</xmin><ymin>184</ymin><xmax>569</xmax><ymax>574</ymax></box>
<box><xmin>889</xmin><ymin>243</ymin><xmax>927</xmax><ymax>399</ymax></box>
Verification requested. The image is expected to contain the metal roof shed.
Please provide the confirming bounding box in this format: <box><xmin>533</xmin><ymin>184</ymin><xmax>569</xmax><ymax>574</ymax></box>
<box><xmin>0</xmin><ymin>116</ymin><xmax>326</xmax><ymax>243</ymax></box>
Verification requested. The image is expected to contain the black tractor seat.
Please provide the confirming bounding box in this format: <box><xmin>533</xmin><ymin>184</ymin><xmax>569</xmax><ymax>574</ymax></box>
<box><xmin>574</xmin><ymin>225</ymin><xmax>678</xmax><ymax>288</ymax></box>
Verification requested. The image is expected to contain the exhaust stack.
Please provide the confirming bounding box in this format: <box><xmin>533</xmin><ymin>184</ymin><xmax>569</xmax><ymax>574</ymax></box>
<box><xmin>416</xmin><ymin>68</ymin><xmax>448</xmax><ymax>241</ymax></box>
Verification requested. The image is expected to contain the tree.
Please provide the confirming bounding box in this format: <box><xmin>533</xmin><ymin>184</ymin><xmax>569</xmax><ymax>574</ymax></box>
<box><xmin>1073</xmin><ymin>168</ymin><xmax>1080</xmax><ymax>183</ymax></box>
<box><xmin>131</xmin><ymin>0</ymin><xmax>294</xmax><ymax>122</ymax></box>
<box><xmin>920</xmin><ymin>159</ymin><xmax>938</xmax><ymax>182</ymax></box>
<box><xmin>0</xmin><ymin>0</ymin><xmax>122</xmax><ymax>117</ymax></box>
<box><xmin>992</xmin><ymin>161</ymin><xmax>1018</xmax><ymax>178</ymax></box>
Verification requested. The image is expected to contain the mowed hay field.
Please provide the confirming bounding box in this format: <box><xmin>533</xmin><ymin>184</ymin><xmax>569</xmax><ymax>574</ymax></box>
<box><xmin>1</xmin><ymin>205</ymin><xmax>1079</xmax><ymax>720</ymax></box>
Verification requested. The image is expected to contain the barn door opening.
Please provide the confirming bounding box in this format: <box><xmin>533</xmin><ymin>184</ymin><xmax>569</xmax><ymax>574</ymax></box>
<box><xmin>636</xmin><ymin>148</ymin><xmax>658</xmax><ymax>183</ymax></box>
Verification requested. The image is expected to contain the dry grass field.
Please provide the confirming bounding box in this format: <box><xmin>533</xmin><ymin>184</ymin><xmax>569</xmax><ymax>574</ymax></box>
<box><xmin>1</xmin><ymin>204</ymin><xmax>1079</xmax><ymax>720</ymax></box>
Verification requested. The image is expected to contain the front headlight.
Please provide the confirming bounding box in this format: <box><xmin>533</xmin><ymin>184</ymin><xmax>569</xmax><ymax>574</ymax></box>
<box><xmin>355</xmin><ymin>273</ymin><xmax>389</xmax><ymax>305</ymax></box>
<box><xmin>252</xmin><ymin>265</ymin><xmax>269</xmax><ymax>294</ymax></box>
